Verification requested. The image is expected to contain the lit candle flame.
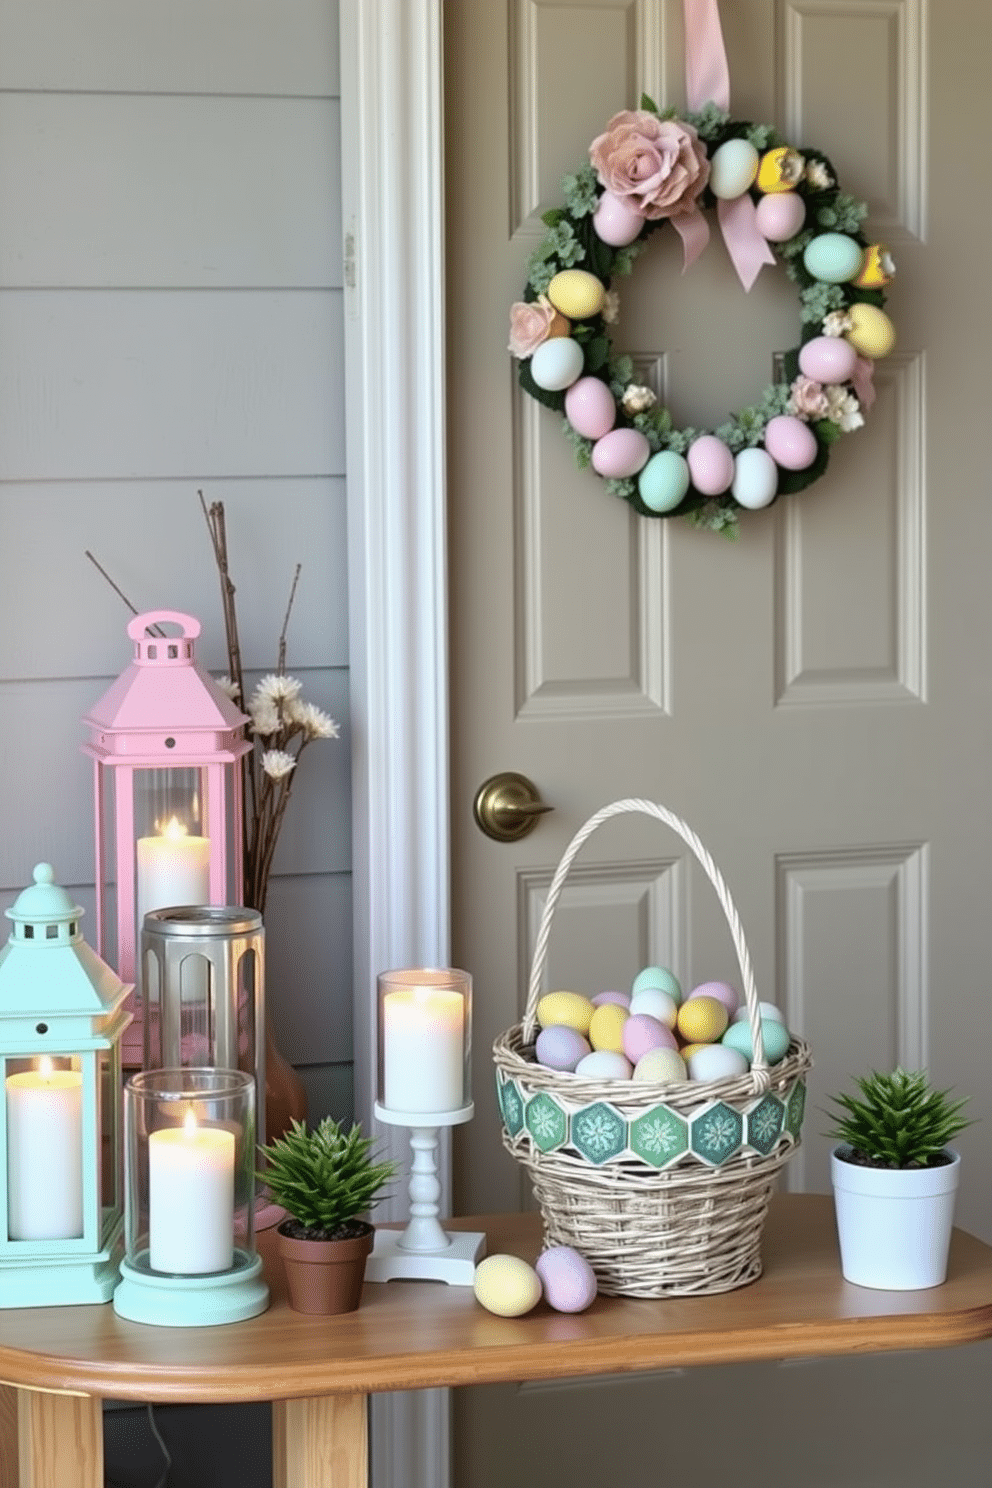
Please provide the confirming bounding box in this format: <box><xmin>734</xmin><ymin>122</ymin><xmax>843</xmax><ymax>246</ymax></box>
<box><xmin>38</xmin><ymin>1056</ymin><xmax>54</xmax><ymax>1080</ymax></box>
<box><xmin>160</xmin><ymin>816</ymin><xmax>189</xmax><ymax>840</ymax></box>
<box><xmin>183</xmin><ymin>1110</ymin><xmax>198</xmax><ymax>1136</ymax></box>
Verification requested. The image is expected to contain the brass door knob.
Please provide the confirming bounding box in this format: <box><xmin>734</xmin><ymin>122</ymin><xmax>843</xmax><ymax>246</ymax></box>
<box><xmin>473</xmin><ymin>773</ymin><xmax>553</xmax><ymax>843</ymax></box>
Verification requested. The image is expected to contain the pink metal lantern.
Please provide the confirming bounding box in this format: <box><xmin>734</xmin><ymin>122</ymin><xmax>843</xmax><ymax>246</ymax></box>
<box><xmin>82</xmin><ymin>611</ymin><xmax>250</xmax><ymax>1065</ymax></box>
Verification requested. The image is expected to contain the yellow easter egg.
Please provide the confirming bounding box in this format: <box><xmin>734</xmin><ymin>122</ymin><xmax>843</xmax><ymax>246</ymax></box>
<box><xmin>854</xmin><ymin>243</ymin><xmax>895</xmax><ymax>289</ymax></box>
<box><xmin>845</xmin><ymin>302</ymin><xmax>896</xmax><ymax>359</ymax></box>
<box><xmin>547</xmin><ymin>268</ymin><xmax>605</xmax><ymax>321</ymax></box>
<box><xmin>474</xmin><ymin>1254</ymin><xmax>542</xmax><ymax>1317</ymax></box>
<box><xmin>756</xmin><ymin>146</ymin><xmax>805</xmax><ymax>193</ymax></box>
<box><xmin>536</xmin><ymin>990</ymin><xmax>594</xmax><ymax>1035</ymax></box>
<box><xmin>588</xmin><ymin>1002</ymin><xmax>629</xmax><ymax>1053</ymax></box>
<box><xmin>679</xmin><ymin>1042</ymin><xmax>710</xmax><ymax>1061</ymax></box>
<box><xmin>676</xmin><ymin>995</ymin><xmax>729</xmax><ymax>1045</ymax></box>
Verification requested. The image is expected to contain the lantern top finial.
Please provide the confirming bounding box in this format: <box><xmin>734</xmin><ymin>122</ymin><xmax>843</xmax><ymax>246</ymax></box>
<box><xmin>5</xmin><ymin>863</ymin><xmax>83</xmax><ymax>944</ymax></box>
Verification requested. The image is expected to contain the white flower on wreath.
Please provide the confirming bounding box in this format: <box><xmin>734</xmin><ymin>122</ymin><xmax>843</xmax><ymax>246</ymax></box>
<box><xmin>621</xmin><ymin>383</ymin><xmax>657</xmax><ymax>415</ymax></box>
<box><xmin>261</xmin><ymin>749</ymin><xmax>297</xmax><ymax>781</ymax></box>
<box><xmin>601</xmin><ymin>289</ymin><xmax>621</xmax><ymax>324</ymax></box>
<box><xmin>821</xmin><ymin>309</ymin><xmax>854</xmax><ymax>338</ymax></box>
<box><xmin>824</xmin><ymin>386</ymin><xmax>864</xmax><ymax>432</ymax></box>
<box><xmin>805</xmin><ymin>159</ymin><xmax>834</xmax><ymax>191</ymax></box>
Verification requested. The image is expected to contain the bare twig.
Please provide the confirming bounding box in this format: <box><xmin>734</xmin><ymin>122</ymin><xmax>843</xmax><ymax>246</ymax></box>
<box><xmin>277</xmin><ymin>564</ymin><xmax>302</xmax><ymax>674</ymax></box>
<box><xmin>84</xmin><ymin>551</ymin><xmax>166</xmax><ymax>636</ymax></box>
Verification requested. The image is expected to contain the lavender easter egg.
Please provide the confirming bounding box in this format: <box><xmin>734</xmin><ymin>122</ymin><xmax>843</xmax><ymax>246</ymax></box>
<box><xmin>622</xmin><ymin>1012</ymin><xmax>678</xmax><ymax>1064</ymax></box>
<box><xmin>592</xmin><ymin>189</ymin><xmax>645</xmax><ymax>247</ymax></box>
<box><xmin>565</xmin><ymin>377</ymin><xmax>616</xmax><ymax>440</ymax></box>
<box><xmin>535</xmin><ymin>1024</ymin><xmax>590</xmax><ymax>1072</ymax></box>
<box><xmin>764</xmin><ymin>415</ymin><xmax>818</xmax><ymax>471</ymax></box>
<box><xmin>590</xmin><ymin>989</ymin><xmax>631</xmax><ymax>1008</ymax></box>
<box><xmin>591</xmin><ymin>427</ymin><xmax>650</xmax><ymax>479</ymax></box>
<box><xmin>798</xmin><ymin>336</ymin><xmax>859</xmax><ymax>385</ymax></box>
<box><xmin>755</xmin><ymin>191</ymin><xmax>806</xmax><ymax>242</ymax></box>
<box><xmin>535</xmin><ymin>1246</ymin><xmax>598</xmax><ymax>1314</ymax></box>
<box><xmin>530</xmin><ymin>336</ymin><xmax>584</xmax><ymax>391</ymax></box>
<box><xmin>687</xmin><ymin>435</ymin><xmax>734</xmax><ymax>495</ymax></box>
<box><xmin>687</xmin><ymin>980</ymin><xmax>740</xmax><ymax>1017</ymax></box>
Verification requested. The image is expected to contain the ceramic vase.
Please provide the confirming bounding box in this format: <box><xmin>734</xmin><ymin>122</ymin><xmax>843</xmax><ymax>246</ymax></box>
<box><xmin>830</xmin><ymin>1145</ymin><xmax>961</xmax><ymax>1290</ymax></box>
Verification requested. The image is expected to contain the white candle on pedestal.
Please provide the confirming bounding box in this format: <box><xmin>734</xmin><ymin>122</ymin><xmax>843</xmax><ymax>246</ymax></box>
<box><xmin>6</xmin><ymin>1059</ymin><xmax>84</xmax><ymax>1240</ymax></box>
<box><xmin>383</xmin><ymin>986</ymin><xmax>465</xmax><ymax>1112</ymax></box>
<box><xmin>148</xmin><ymin>1115</ymin><xmax>235</xmax><ymax>1274</ymax></box>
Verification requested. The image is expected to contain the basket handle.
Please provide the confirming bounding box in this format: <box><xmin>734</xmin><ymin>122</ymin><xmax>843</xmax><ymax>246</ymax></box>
<box><xmin>523</xmin><ymin>798</ymin><xmax>767</xmax><ymax>1070</ymax></box>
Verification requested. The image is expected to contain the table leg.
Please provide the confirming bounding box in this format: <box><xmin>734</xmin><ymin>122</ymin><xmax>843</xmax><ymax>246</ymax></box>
<box><xmin>273</xmin><ymin>1393</ymin><xmax>368</xmax><ymax>1488</ymax></box>
<box><xmin>0</xmin><ymin>1387</ymin><xmax>102</xmax><ymax>1488</ymax></box>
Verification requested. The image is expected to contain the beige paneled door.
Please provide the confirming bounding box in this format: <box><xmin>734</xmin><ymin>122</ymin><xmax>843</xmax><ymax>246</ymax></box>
<box><xmin>447</xmin><ymin>2</ymin><xmax>992</xmax><ymax>1485</ymax></box>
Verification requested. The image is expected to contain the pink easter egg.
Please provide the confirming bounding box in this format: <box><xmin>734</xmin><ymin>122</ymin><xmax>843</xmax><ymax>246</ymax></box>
<box><xmin>592</xmin><ymin>190</ymin><xmax>645</xmax><ymax>247</ymax></box>
<box><xmin>798</xmin><ymin>335</ymin><xmax>859</xmax><ymax>385</ymax></box>
<box><xmin>754</xmin><ymin>191</ymin><xmax>806</xmax><ymax>242</ymax></box>
<box><xmin>687</xmin><ymin>980</ymin><xmax>740</xmax><ymax>1017</ymax></box>
<box><xmin>764</xmin><ymin>415</ymin><xmax>818</xmax><ymax>471</ymax></box>
<box><xmin>687</xmin><ymin>435</ymin><xmax>735</xmax><ymax>495</ymax></box>
<box><xmin>622</xmin><ymin>1013</ymin><xmax>678</xmax><ymax>1065</ymax></box>
<box><xmin>591</xmin><ymin>990</ymin><xmax>632</xmax><ymax>1008</ymax></box>
<box><xmin>565</xmin><ymin>377</ymin><xmax>617</xmax><ymax>441</ymax></box>
<box><xmin>591</xmin><ymin>427</ymin><xmax>651</xmax><ymax>480</ymax></box>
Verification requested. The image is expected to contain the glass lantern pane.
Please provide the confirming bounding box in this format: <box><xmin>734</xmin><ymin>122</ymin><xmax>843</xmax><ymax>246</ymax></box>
<box><xmin>98</xmin><ymin>1046</ymin><xmax>121</xmax><ymax>1235</ymax></box>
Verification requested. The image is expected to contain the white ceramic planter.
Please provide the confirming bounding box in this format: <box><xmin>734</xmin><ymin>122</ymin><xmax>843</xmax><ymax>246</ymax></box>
<box><xmin>830</xmin><ymin>1145</ymin><xmax>961</xmax><ymax>1290</ymax></box>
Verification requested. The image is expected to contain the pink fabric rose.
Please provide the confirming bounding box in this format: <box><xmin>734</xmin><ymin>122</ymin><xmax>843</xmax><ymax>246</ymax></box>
<box><xmin>787</xmin><ymin>375</ymin><xmax>830</xmax><ymax>421</ymax></box>
<box><xmin>508</xmin><ymin>296</ymin><xmax>558</xmax><ymax>358</ymax></box>
<box><xmin>589</xmin><ymin>110</ymin><xmax>710</xmax><ymax>221</ymax></box>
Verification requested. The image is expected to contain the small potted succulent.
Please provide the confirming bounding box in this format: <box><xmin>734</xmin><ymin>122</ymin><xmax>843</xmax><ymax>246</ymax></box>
<box><xmin>258</xmin><ymin>1116</ymin><xmax>397</xmax><ymax>1314</ymax></box>
<box><xmin>826</xmin><ymin>1067</ymin><xmax>971</xmax><ymax>1291</ymax></box>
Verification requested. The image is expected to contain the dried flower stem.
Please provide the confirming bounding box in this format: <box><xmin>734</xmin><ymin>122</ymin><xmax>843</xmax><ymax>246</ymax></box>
<box><xmin>84</xmin><ymin>552</ymin><xmax>166</xmax><ymax>636</ymax></box>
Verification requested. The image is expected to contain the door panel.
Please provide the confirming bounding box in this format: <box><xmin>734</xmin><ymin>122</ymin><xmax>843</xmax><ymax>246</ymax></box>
<box><xmin>447</xmin><ymin>2</ymin><xmax>992</xmax><ymax>1484</ymax></box>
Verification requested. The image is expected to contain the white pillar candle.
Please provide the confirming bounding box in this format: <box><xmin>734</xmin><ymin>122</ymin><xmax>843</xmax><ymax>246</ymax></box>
<box><xmin>6</xmin><ymin>1060</ymin><xmax>84</xmax><ymax>1241</ymax></box>
<box><xmin>148</xmin><ymin>1116</ymin><xmax>235</xmax><ymax>1274</ymax></box>
<box><xmin>383</xmin><ymin>986</ymin><xmax>465</xmax><ymax>1112</ymax></box>
<box><xmin>137</xmin><ymin>819</ymin><xmax>210</xmax><ymax>1006</ymax></box>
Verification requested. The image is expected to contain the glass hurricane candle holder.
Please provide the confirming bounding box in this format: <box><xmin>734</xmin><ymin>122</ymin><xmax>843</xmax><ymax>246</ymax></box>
<box><xmin>113</xmin><ymin>1067</ymin><xmax>269</xmax><ymax>1326</ymax></box>
<box><xmin>366</xmin><ymin>968</ymin><xmax>485</xmax><ymax>1285</ymax></box>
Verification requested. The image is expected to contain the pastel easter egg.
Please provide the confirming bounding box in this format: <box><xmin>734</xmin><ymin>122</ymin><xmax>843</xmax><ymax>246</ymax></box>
<box><xmin>764</xmin><ymin>414</ymin><xmax>818</xmax><ymax>471</ymax></box>
<box><xmin>676</xmin><ymin>995</ymin><xmax>729</xmax><ymax>1045</ymax></box>
<box><xmin>535</xmin><ymin>1246</ymin><xmax>598</xmax><ymax>1314</ymax></box>
<box><xmin>709</xmin><ymin>138</ymin><xmax>760</xmax><ymax>200</ymax></box>
<box><xmin>536</xmin><ymin>990</ymin><xmax>594</xmax><ymax>1035</ymax></box>
<box><xmin>591</xmin><ymin>989</ymin><xmax>631</xmax><ymax>1008</ymax></box>
<box><xmin>628</xmin><ymin>987</ymin><xmax>678</xmax><ymax>1029</ymax></box>
<box><xmin>732</xmin><ymin>447</ymin><xmax>778</xmax><ymax>510</ymax></box>
<box><xmin>474</xmin><ymin>1254</ymin><xmax>542</xmax><ymax>1317</ymax></box>
<box><xmin>631</xmin><ymin>966</ymin><xmax>682</xmax><ymax>1002</ymax></box>
<box><xmin>631</xmin><ymin>1047</ymin><xmax>688</xmax><ymax>1084</ymax></box>
<box><xmin>687</xmin><ymin>435</ymin><xmax>735</xmax><ymax>496</ymax></box>
<box><xmin>530</xmin><ymin>336</ymin><xmax>584</xmax><ymax>391</ymax></box>
<box><xmin>755</xmin><ymin>190</ymin><xmax>806</xmax><ymax>242</ymax></box>
<box><xmin>638</xmin><ymin>449</ymin><xmax>691</xmax><ymax>513</ymax></box>
<box><xmin>731</xmin><ymin>1000</ymin><xmax>786</xmax><ymax>1025</ymax></box>
<box><xmin>802</xmin><ymin>233</ymin><xmax>864</xmax><ymax>284</ymax></box>
<box><xmin>591</xmin><ymin>427</ymin><xmax>651</xmax><ymax>479</ymax></box>
<box><xmin>592</xmin><ymin>189</ymin><xmax>645</xmax><ymax>247</ymax></box>
<box><xmin>575</xmin><ymin>1049</ymin><xmax>633</xmax><ymax>1080</ymax></box>
<box><xmin>844</xmin><ymin>302</ymin><xmax>896</xmax><ymax>359</ymax></box>
<box><xmin>722</xmin><ymin>1016</ymin><xmax>791</xmax><ymax>1066</ymax></box>
<box><xmin>798</xmin><ymin>335</ymin><xmax>859</xmax><ymax>385</ymax></box>
<box><xmin>588</xmin><ymin>1002</ymin><xmax>629</xmax><ymax>1053</ymax></box>
<box><xmin>547</xmin><ymin>268</ymin><xmax>605</xmax><ymax>320</ymax></box>
<box><xmin>687</xmin><ymin>1044</ymin><xmax>750</xmax><ymax>1082</ymax></box>
<box><xmin>622</xmin><ymin>1012</ymin><xmax>678</xmax><ymax>1064</ymax></box>
<box><xmin>686</xmin><ymin>980</ymin><xmax>739</xmax><ymax>1017</ymax></box>
<box><xmin>565</xmin><ymin>377</ymin><xmax>616</xmax><ymax>440</ymax></box>
<box><xmin>535</xmin><ymin>1024</ymin><xmax>590</xmax><ymax>1072</ymax></box>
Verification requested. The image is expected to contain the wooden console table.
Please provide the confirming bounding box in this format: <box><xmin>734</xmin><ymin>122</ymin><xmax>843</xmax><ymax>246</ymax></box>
<box><xmin>3</xmin><ymin>1193</ymin><xmax>992</xmax><ymax>1488</ymax></box>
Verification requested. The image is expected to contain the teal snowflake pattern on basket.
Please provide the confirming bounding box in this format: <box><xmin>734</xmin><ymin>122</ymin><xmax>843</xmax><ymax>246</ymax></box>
<box><xmin>525</xmin><ymin>1092</ymin><xmax>568</xmax><ymax>1153</ymax></box>
<box><xmin>690</xmin><ymin>1102</ymin><xmax>744</xmax><ymax>1165</ymax></box>
<box><xmin>746</xmin><ymin>1094</ymin><xmax>785</xmax><ymax>1156</ymax></box>
<box><xmin>785</xmin><ymin>1079</ymin><xmax>807</xmax><ymax>1141</ymax></box>
<box><xmin>571</xmin><ymin>1102</ymin><xmax>627</xmax><ymax>1165</ymax></box>
<box><xmin>498</xmin><ymin>1076</ymin><xmax>524</xmax><ymax>1138</ymax></box>
<box><xmin>630</xmin><ymin>1106</ymin><xmax>689</xmax><ymax>1167</ymax></box>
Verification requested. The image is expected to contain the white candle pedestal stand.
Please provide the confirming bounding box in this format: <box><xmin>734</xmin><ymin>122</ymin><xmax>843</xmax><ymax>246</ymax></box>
<box><xmin>365</xmin><ymin>1102</ymin><xmax>486</xmax><ymax>1285</ymax></box>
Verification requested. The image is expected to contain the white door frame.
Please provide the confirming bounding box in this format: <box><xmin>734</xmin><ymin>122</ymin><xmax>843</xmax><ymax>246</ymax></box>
<box><xmin>340</xmin><ymin>5</ymin><xmax>451</xmax><ymax>1488</ymax></box>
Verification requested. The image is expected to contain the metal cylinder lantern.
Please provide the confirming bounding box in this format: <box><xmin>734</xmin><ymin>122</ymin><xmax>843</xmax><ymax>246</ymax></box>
<box><xmin>82</xmin><ymin>610</ymin><xmax>250</xmax><ymax>1066</ymax></box>
<box><xmin>141</xmin><ymin>905</ymin><xmax>266</xmax><ymax>1145</ymax></box>
<box><xmin>0</xmin><ymin>864</ymin><xmax>131</xmax><ymax>1306</ymax></box>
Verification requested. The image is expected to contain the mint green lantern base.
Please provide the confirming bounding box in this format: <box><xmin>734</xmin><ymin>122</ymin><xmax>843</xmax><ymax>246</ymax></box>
<box><xmin>113</xmin><ymin>1249</ymin><xmax>269</xmax><ymax>1327</ymax></box>
<box><xmin>0</xmin><ymin>1238</ymin><xmax>123</xmax><ymax>1308</ymax></box>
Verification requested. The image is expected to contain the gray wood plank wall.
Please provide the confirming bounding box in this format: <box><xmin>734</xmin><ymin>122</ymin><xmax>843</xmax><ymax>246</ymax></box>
<box><xmin>0</xmin><ymin>0</ymin><xmax>351</xmax><ymax>1126</ymax></box>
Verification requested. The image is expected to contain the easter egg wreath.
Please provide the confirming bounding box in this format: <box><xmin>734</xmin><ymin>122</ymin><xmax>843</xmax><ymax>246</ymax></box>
<box><xmin>508</xmin><ymin>97</ymin><xmax>895</xmax><ymax>535</ymax></box>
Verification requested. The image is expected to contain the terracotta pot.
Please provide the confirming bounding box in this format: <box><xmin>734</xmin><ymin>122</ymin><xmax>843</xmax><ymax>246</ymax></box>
<box><xmin>264</xmin><ymin>1018</ymin><xmax>309</xmax><ymax>1144</ymax></box>
<box><xmin>276</xmin><ymin>1221</ymin><xmax>375</xmax><ymax>1314</ymax></box>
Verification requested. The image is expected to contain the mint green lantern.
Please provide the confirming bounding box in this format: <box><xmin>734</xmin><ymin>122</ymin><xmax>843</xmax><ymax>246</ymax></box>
<box><xmin>0</xmin><ymin>864</ymin><xmax>131</xmax><ymax>1305</ymax></box>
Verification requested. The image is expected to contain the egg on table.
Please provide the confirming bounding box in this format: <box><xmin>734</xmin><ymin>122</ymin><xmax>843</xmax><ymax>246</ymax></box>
<box><xmin>474</xmin><ymin>1254</ymin><xmax>542</xmax><ymax>1317</ymax></box>
<box><xmin>535</xmin><ymin>1246</ymin><xmax>598</xmax><ymax>1313</ymax></box>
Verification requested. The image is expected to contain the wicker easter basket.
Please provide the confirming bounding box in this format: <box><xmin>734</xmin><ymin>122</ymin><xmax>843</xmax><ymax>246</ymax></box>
<box><xmin>492</xmin><ymin>799</ymin><xmax>813</xmax><ymax>1297</ymax></box>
